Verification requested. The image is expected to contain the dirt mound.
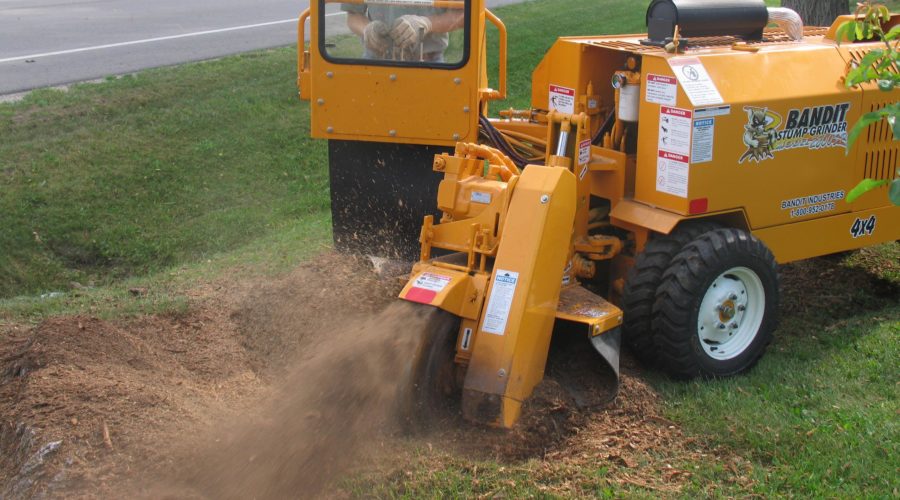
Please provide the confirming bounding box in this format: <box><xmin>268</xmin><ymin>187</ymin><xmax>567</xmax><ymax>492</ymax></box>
<box><xmin>545</xmin><ymin>371</ymin><xmax>718</xmax><ymax>494</ymax></box>
<box><xmin>0</xmin><ymin>309</ymin><xmax>259</xmax><ymax>498</ymax></box>
<box><xmin>0</xmin><ymin>252</ymin><xmax>396</xmax><ymax>498</ymax></box>
<box><xmin>0</xmin><ymin>251</ymin><xmax>703</xmax><ymax>497</ymax></box>
<box><xmin>165</xmin><ymin>302</ymin><xmax>448</xmax><ymax>498</ymax></box>
<box><xmin>0</xmin><ymin>253</ymin><xmax>432</xmax><ymax>497</ymax></box>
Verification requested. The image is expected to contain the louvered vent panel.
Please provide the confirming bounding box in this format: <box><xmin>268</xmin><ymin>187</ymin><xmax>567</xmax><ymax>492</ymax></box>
<box><xmin>862</xmin><ymin>101</ymin><xmax>899</xmax><ymax>181</ymax></box>
<box><xmin>848</xmin><ymin>47</ymin><xmax>900</xmax><ymax>72</ymax></box>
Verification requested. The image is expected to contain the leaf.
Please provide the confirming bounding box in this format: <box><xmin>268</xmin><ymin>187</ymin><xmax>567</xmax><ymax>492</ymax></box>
<box><xmin>885</xmin><ymin>25</ymin><xmax>900</xmax><ymax>41</ymax></box>
<box><xmin>835</xmin><ymin>22</ymin><xmax>853</xmax><ymax>45</ymax></box>
<box><xmin>860</xmin><ymin>50</ymin><xmax>883</xmax><ymax>68</ymax></box>
<box><xmin>846</xmin><ymin>66</ymin><xmax>866</xmax><ymax>86</ymax></box>
<box><xmin>892</xmin><ymin>114</ymin><xmax>900</xmax><ymax>140</ymax></box>
<box><xmin>847</xmin><ymin>178</ymin><xmax>890</xmax><ymax>203</ymax></box>
<box><xmin>835</xmin><ymin>22</ymin><xmax>856</xmax><ymax>44</ymax></box>
<box><xmin>847</xmin><ymin>110</ymin><xmax>888</xmax><ymax>148</ymax></box>
<box><xmin>890</xmin><ymin>179</ymin><xmax>900</xmax><ymax>206</ymax></box>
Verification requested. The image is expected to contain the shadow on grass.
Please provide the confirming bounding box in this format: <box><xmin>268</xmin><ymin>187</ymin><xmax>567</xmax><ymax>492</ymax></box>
<box><xmin>781</xmin><ymin>252</ymin><xmax>898</xmax><ymax>322</ymax></box>
<box><xmin>777</xmin><ymin>246</ymin><xmax>899</xmax><ymax>355</ymax></box>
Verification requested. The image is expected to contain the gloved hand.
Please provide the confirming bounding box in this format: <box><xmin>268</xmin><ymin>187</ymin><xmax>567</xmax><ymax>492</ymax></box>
<box><xmin>390</xmin><ymin>15</ymin><xmax>432</xmax><ymax>49</ymax></box>
<box><xmin>363</xmin><ymin>20</ymin><xmax>391</xmax><ymax>55</ymax></box>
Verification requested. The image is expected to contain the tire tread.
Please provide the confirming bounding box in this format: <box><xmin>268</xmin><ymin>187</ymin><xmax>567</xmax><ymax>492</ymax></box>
<box><xmin>652</xmin><ymin>228</ymin><xmax>779</xmax><ymax>379</ymax></box>
<box><xmin>621</xmin><ymin>221</ymin><xmax>719</xmax><ymax>365</ymax></box>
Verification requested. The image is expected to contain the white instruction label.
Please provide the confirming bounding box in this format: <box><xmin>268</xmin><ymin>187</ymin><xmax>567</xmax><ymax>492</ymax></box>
<box><xmin>578</xmin><ymin>139</ymin><xmax>591</xmax><ymax>166</ymax></box>
<box><xmin>471</xmin><ymin>191</ymin><xmax>492</xmax><ymax>204</ymax></box>
<box><xmin>549</xmin><ymin>84</ymin><xmax>575</xmax><ymax>114</ymax></box>
<box><xmin>659</xmin><ymin>106</ymin><xmax>693</xmax><ymax>156</ymax></box>
<box><xmin>482</xmin><ymin>270</ymin><xmax>519</xmax><ymax>336</ymax></box>
<box><xmin>691</xmin><ymin>118</ymin><xmax>715</xmax><ymax>164</ymax></box>
<box><xmin>412</xmin><ymin>273</ymin><xmax>451</xmax><ymax>293</ymax></box>
<box><xmin>646</xmin><ymin>74</ymin><xmax>678</xmax><ymax>106</ymax></box>
<box><xmin>668</xmin><ymin>57</ymin><xmax>724</xmax><ymax>106</ymax></box>
<box><xmin>656</xmin><ymin>151</ymin><xmax>690</xmax><ymax>198</ymax></box>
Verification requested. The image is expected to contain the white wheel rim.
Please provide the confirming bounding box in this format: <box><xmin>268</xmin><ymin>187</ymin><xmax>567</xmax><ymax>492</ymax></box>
<box><xmin>696</xmin><ymin>266</ymin><xmax>765</xmax><ymax>361</ymax></box>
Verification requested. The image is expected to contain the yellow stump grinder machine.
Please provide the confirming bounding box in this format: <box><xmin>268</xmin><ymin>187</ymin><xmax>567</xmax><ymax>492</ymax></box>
<box><xmin>297</xmin><ymin>0</ymin><xmax>900</xmax><ymax>427</ymax></box>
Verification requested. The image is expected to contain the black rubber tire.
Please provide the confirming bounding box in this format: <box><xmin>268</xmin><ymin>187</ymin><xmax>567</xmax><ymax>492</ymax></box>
<box><xmin>622</xmin><ymin>220</ymin><xmax>720</xmax><ymax>366</ymax></box>
<box><xmin>652</xmin><ymin>228</ymin><xmax>779</xmax><ymax>379</ymax></box>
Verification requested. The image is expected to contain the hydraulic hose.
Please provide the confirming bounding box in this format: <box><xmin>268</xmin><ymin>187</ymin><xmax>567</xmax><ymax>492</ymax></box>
<box><xmin>478</xmin><ymin>115</ymin><xmax>533</xmax><ymax>169</ymax></box>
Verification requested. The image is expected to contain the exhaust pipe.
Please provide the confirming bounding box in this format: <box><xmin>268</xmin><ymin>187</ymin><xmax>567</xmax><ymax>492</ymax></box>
<box><xmin>768</xmin><ymin>7</ymin><xmax>804</xmax><ymax>41</ymax></box>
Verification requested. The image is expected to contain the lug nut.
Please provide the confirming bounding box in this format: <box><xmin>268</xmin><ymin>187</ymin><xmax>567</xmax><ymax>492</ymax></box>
<box><xmin>717</xmin><ymin>323</ymin><xmax>726</xmax><ymax>330</ymax></box>
<box><xmin>738</xmin><ymin>305</ymin><xmax>746</xmax><ymax>312</ymax></box>
<box><xmin>730</xmin><ymin>322</ymin><xmax>739</xmax><ymax>329</ymax></box>
<box><xmin>729</xmin><ymin>294</ymin><xmax>738</xmax><ymax>301</ymax></box>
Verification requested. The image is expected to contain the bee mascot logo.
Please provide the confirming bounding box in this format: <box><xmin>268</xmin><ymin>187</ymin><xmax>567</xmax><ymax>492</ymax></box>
<box><xmin>739</xmin><ymin>103</ymin><xmax>850</xmax><ymax>164</ymax></box>
<box><xmin>740</xmin><ymin>107</ymin><xmax>780</xmax><ymax>164</ymax></box>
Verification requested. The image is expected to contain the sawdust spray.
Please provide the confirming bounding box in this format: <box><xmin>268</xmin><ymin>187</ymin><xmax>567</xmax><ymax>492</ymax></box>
<box><xmin>175</xmin><ymin>301</ymin><xmax>452</xmax><ymax>498</ymax></box>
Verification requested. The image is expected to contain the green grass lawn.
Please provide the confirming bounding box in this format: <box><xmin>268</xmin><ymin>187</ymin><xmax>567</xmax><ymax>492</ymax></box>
<box><xmin>0</xmin><ymin>51</ymin><xmax>331</xmax><ymax>299</ymax></box>
<box><xmin>657</xmin><ymin>249</ymin><xmax>900</xmax><ymax>496</ymax></box>
<box><xmin>1</xmin><ymin>0</ymin><xmax>898</xmax><ymax>497</ymax></box>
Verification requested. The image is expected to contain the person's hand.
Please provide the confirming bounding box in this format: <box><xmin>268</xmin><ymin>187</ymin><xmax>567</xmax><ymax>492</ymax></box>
<box><xmin>390</xmin><ymin>15</ymin><xmax>432</xmax><ymax>48</ymax></box>
<box><xmin>363</xmin><ymin>20</ymin><xmax>391</xmax><ymax>55</ymax></box>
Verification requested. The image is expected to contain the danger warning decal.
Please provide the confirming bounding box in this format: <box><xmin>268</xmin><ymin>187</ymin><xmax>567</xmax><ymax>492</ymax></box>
<box><xmin>404</xmin><ymin>272</ymin><xmax>451</xmax><ymax>304</ymax></box>
<box><xmin>739</xmin><ymin>103</ymin><xmax>850</xmax><ymax>164</ymax></box>
<box><xmin>646</xmin><ymin>74</ymin><xmax>677</xmax><ymax>106</ymax></box>
<box><xmin>578</xmin><ymin>139</ymin><xmax>591</xmax><ymax>167</ymax></box>
<box><xmin>549</xmin><ymin>85</ymin><xmax>575</xmax><ymax>114</ymax></box>
<box><xmin>656</xmin><ymin>106</ymin><xmax>692</xmax><ymax>198</ymax></box>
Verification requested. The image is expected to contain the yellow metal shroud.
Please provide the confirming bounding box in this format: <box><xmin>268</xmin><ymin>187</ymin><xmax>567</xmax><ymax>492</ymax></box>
<box><xmin>460</xmin><ymin>165</ymin><xmax>575</xmax><ymax>428</ymax></box>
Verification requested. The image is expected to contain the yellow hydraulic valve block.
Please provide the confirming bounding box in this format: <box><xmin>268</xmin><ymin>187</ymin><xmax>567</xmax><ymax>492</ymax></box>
<box><xmin>461</xmin><ymin>165</ymin><xmax>576</xmax><ymax>428</ymax></box>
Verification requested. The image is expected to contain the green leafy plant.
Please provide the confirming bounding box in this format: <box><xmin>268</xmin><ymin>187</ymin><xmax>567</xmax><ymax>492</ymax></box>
<box><xmin>836</xmin><ymin>2</ymin><xmax>900</xmax><ymax>205</ymax></box>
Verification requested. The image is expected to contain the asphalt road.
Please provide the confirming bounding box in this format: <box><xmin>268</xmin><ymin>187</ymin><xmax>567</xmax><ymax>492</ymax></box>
<box><xmin>0</xmin><ymin>0</ymin><xmax>522</xmax><ymax>95</ymax></box>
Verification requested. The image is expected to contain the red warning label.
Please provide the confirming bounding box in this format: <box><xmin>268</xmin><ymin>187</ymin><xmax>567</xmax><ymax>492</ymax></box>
<box><xmin>404</xmin><ymin>272</ymin><xmax>451</xmax><ymax>304</ymax></box>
